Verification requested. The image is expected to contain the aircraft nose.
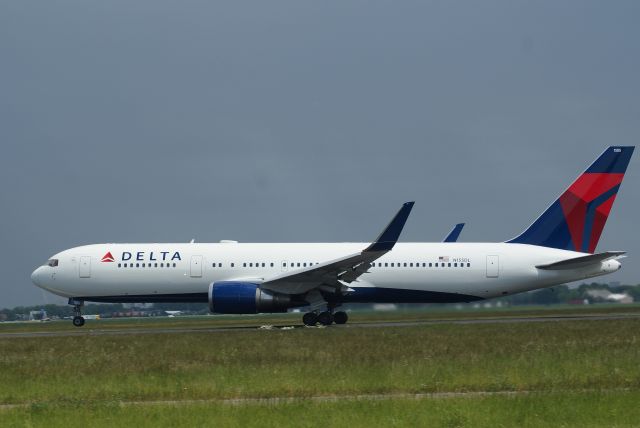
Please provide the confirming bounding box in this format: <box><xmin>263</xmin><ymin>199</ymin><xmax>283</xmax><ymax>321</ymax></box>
<box><xmin>31</xmin><ymin>267</ymin><xmax>44</xmax><ymax>287</ymax></box>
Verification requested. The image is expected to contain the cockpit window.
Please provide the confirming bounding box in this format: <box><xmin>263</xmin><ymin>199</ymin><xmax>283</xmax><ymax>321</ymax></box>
<box><xmin>47</xmin><ymin>259</ymin><xmax>59</xmax><ymax>267</ymax></box>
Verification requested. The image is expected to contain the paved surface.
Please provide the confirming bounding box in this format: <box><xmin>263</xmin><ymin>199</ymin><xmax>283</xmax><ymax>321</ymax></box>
<box><xmin>1</xmin><ymin>313</ymin><xmax>639</xmax><ymax>339</ymax></box>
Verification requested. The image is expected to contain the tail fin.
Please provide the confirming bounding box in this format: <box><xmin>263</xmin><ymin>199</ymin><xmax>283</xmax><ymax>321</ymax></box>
<box><xmin>508</xmin><ymin>146</ymin><xmax>634</xmax><ymax>253</ymax></box>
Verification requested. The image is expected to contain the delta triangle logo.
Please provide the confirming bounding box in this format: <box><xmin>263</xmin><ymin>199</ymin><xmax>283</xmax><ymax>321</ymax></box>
<box><xmin>101</xmin><ymin>252</ymin><xmax>115</xmax><ymax>263</ymax></box>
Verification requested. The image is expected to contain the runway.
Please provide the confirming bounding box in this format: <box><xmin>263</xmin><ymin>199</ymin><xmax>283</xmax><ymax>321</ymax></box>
<box><xmin>1</xmin><ymin>313</ymin><xmax>639</xmax><ymax>339</ymax></box>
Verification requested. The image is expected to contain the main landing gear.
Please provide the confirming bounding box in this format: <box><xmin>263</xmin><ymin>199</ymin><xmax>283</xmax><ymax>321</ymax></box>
<box><xmin>302</xmin><ymin>309</ymin><xmax>349</xmax><ymax>326</ymax></box>
<box><xmin>69</xmin><ymin>299</ymin><xmax>85</xmax><ymax>327</ymax></box>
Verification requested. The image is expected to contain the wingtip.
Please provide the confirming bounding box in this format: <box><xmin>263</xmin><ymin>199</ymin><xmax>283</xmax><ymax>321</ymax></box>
<box><xmin>365</xmin><ymin>202</ymin><xmax>415</xmax><ymax>252</ymax></box>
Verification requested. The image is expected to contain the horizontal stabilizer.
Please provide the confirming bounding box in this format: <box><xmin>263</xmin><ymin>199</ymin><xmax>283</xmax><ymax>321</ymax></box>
<box><xmin>536</xmin><ymin>251</ymin><xmax>626</xmax><ymax>270</ymax></box>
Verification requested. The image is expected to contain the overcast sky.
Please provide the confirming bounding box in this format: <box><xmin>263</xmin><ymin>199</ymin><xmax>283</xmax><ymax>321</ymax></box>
<box><xmin>1</xmin><ymin>1</ymin><xmax>638</xmax><ymax>308</ymax></box>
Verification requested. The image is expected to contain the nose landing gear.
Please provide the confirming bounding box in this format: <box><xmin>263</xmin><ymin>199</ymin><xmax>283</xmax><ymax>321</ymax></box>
<box><xmin>69</xmin><ymin>298</ymin><xmax>85</xmax><ymax>327</ymax></box>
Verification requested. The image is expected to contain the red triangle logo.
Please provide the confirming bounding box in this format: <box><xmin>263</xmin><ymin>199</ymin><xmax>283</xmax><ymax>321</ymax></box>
<box><xmin>101</xmin><ymin>252</ymin><xmax>115</xmax><ymax>263</ymax></box>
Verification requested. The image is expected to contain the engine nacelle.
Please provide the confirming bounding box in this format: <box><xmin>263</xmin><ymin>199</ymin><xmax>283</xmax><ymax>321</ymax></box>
<box><xmin>208</xmin><ymin>281</ymin><xmax>297</xmax><ymax>314</ymax></box>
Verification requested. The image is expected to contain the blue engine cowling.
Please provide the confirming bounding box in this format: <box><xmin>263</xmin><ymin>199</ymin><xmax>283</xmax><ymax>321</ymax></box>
<box><xmin>208</xmin><ymin>281</ymin><xmax>297</xmax><ymax>314</ymax></box>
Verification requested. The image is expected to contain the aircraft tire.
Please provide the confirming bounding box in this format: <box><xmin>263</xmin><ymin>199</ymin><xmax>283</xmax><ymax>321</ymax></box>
<box><xmin>72</xmin><ymin>316</ymin><xmax>85</xmax><ymax>327</ymax></box>
<box><xmin>302</xmin><ymin>312</ymin><xmax>318</xmax><ymax>326</ymax></box>
<box><xmin>333</xmin><ymin>311</ymin><xmax>348</xmax><ymax>325</ymax></box>
<box><xmin>318</xmin><ymin>311</ymin><xmax>334</xmax><ymax>326</ymax></box>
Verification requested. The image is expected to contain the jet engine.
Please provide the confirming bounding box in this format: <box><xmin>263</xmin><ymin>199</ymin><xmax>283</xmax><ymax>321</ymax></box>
<box><xmin>208</xmin><ymin>281</ymin><xmax>298</xmax><ymax>314</ymax></box>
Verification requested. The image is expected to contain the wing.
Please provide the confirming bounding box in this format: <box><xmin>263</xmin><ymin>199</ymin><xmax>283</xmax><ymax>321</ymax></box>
<box><xmin>260</xmin><ymin>202</ymin><xmax>415</xmax><ymax>295</ymax></box>
<box><xmin>443</xmin><ymin>223</ymin><xmax>465</xmax><ymax>242</ymax></box>
<box><xmin>536</xmin><ymin>251</ymin><xmax>626</xmax><ymax>270</ymax></box>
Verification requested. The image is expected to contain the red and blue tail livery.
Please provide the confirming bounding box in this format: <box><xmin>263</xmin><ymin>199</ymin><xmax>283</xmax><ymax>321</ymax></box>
<box><xmin>509</xmin><ymin>146</ymin><xmax>634</xmax><ymax>253</ymax></box>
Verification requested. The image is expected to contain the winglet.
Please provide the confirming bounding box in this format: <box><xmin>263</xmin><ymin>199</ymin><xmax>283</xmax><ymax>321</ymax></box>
<box><xmin>443</xmin><ymin>223</ymin><xmax>465</xmax><ymax>243</ymax></box>
<box><xmin>365</xmin><ymin>202</ymin><xmax>414</xmax><ymax>252</ymax></box>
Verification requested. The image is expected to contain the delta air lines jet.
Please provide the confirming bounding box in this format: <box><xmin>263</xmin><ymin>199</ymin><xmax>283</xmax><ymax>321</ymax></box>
<box><xmin>31</xmin><ymin>147</ymin><xmax>634</xmax><ymax>327</ymax></box>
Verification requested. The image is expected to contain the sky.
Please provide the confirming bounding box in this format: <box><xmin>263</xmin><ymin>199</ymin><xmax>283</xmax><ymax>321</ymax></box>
<box><xmin>1</xmin><ymin>1</ymin><xmax>638</xmax><ymax>308</ymax></box>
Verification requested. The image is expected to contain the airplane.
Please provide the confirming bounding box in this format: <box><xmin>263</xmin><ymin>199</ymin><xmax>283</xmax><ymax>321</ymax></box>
<box><xmin>31</xmin><ymin>146</ymin><xmax>634</xmax><ymax>327</ymax></box>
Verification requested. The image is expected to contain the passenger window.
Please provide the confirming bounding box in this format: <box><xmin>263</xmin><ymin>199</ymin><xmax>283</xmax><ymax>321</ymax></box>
<box><xmin>271</xmin><ymin>263</ymin><xmax>274</xmax><ymax>267</ymax></box>
<box><xmin>429</xmin><ymin>263</ymin><xmax>432</xmax><ymax>267</ymax></box>
<box><xmin>160</xmin><ymin>263</ymin><xmax>163</xmax><ymax>267</ymax></box>
<box><xmin>467</xmin><ymin>263</ymin><xmax>471</xmax><ymax>267</ymax></box>
<box><xmin>448</xmin><ymin>263</ymin><xmax>451</xmax><ymax>267</ymax></box>
<box><xmin>454</xmin><ymin>263</ymin><xmax>457</xmax><ymax>267</ymax></box>
<box><xmin>173</xmin><ymin>263</ymin><xmax>177</xmax><ymax>267</ymax></box>
<box><xmin>231</xmin><ymin>263</ymin><xmax>235</xmax><ymax>267</ymax></box>
<box><xmin>136</xmin><ymin>263</ymin><xmax>140</xmax><ymax>268</ymax></box>
<box><xmin>118</xmin><ymin>263</ymin><xmax>121</xmax><ymax>268</ymax></box>
<box><xmin>409</xmin><ymin>263</ymin><xmax>413</xmax><ymax>267</ymax></box>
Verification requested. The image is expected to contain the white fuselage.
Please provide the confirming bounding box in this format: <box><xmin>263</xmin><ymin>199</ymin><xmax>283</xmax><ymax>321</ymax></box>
<box><xmin>31</xmin><ymin>242</ymin><xmax>621</xmax><ymax>304</ymax></box>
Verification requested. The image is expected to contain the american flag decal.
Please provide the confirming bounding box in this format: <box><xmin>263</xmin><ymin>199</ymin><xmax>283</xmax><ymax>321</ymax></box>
<box><xmin>438</xmin><ymin>256</ymin><xmax>449</xmax><ymax>262</ymax></box>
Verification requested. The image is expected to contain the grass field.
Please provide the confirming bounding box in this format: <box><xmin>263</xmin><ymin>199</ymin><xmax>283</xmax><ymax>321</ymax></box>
<box><xmin>1</xmin><ymin>307</ymin><xmax>639</xmax><ymax>426</ymax></box>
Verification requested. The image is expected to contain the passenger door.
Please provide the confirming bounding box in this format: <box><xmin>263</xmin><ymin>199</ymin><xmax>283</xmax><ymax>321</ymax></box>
<box><xmin>190</xmin><ymin>255</ymin><xmax>203</xmax><ymax>278</ymax></box>
<box><xmin>79</xmin><ymin>256</ymin><xmax>91</xmax><ymax>278</ymax></box>
<box><xmin>486</xmin><ymin>255</ymin><xmax>499</xmax><ymax>278</ymax></box>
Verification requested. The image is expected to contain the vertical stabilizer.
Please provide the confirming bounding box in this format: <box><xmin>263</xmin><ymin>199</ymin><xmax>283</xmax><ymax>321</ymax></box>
<box><xmin>508</xmin><ymin>146</ymin><xmax>634</xmax><ymax>253</ymax></box>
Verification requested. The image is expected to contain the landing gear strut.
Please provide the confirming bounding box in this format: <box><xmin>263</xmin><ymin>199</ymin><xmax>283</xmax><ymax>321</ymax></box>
<box><xmin>69</xmin><ymin>299</ymin><xmax>85</xmax><ymax>327</ymax></box>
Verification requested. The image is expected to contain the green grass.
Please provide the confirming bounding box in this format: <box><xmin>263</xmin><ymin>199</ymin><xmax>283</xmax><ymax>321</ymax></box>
<box><xmin>3</xmin><ymin>391</ymin><xmax>640</xmax><ymax>427</ymax></box>
<box><xmin>2</xmin><ymin>310</ymin><xmax>639</xmax><ymax>426</ymax></box>
<box><xmin>1</xmin><ymin>319</ymin><xmax>639</xmax><ymax>404</ymax></box>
